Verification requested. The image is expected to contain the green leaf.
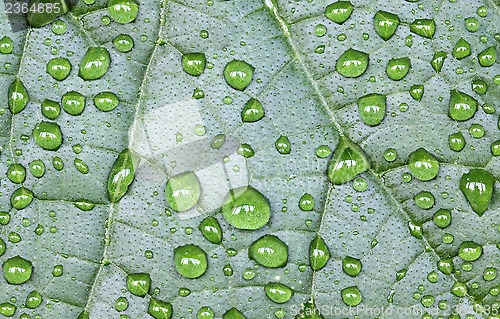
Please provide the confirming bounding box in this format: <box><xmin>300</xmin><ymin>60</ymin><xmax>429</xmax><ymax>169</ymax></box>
<box><xmin>1</xmin><ymin>0</ymin><xmax>499</xmax><ymax>318</ymax></box>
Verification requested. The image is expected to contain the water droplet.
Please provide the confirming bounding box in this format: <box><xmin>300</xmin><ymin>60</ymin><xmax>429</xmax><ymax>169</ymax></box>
<box><xmin>52</xmin><ymin>156</ymin><xmax>64</xmax><ymax>171</ymax></box>
<box><xmin>327</xmin><ymin>136</ymin><xmax>370</xmax><ymax>185</ymax></box>
<box><xmin>198</xmin><ymin>216</ymin><xmax>223</xmax><ymax>244</ymax></box>
<box><xmin>468</xmin><ymin>123</ymin><xmax>484</xmax><ymax>139</ymax></box>
<box><xmin>115</xmin><ymin>296</ymin><xmax>128</xmax><ymax>312</ymax></box>
<box><xmin>342</xmin><ymin>256</ymin><xmax>362</xmax><ymax>276</ymax></box>
<box><xmin>353</xmin><ymin>177</ymin><xmax>368</xmax><ymax>192</ymax></box>
<box><xmin>2</xmin><ymin>255</ymin><xmax>33</xmax><ymax>284</ymax></box>
<box><xmin>464</xmin><ymin>17</ymin><xmax>479</xmax><ymax>32</ymax></box>
<box><xmin>264</xmin><ymin>282</ymin><xmax>294</xmax><ymax>304</ymax></box>
<box><xmin>409</xmin><ymin>19</ymin><xmax>435</xmax><ymax>38</ymax></box>
<box><xmin>431</xmin><ymin>51</ymin><xmax>447</xmax><ymax>72</ymax></box>
<box><xmin>222</xmin><ymin>308</ymin><xmax>246</xmax><ymax>319</ymax></box>
<box><xmin>383</xmin><ymin>148</ymin><xmax>397</xmax><ymax>162</ymax></box>
<box><xmin>427</xmin><ymin>271</ymin><xmax>438</xmax><ymax>283</ymax></box>
<box><xmin>491</xmin><ymin>140</ymin><xmax>500</xmax><ymax>156</ymax></box>
<box><xmin>93</xmin><ymin>92</ymin><xmax>119</xmax><ymax>112</ymax></box>
<box><xmin>477</xmin><ymin>46</ymin><xmax>496</xmax><ymax>67</ymax></box>
<box><xmin>237</xmin><ymin>143</ymin><xmax>254</xmax><ymax>158</ymax></box>
<box><xmin>483</xmin><ymin>267</ymin><xmax>497</xmax><ymax>281</ymax></box>
<box><xmin>336</xmin><ymin>48</ymin><xmax>369</xmax><ymax>78</ymax></box>
<box><xmin>448</xmin><ymin>131</ymin><xmax>466</xmax><ymax>151</ymax></box>
<box><xmin>241</xmin><ymin>98</ymin><xmax>264</xmax><ymax>122</ymax></box>
<box><xmin>386</xmin><ymin>57</ymin><xmax>411</xmax><ymax>81</ymax></box>
<box><xmin>107</xmin><ymin>149</ymin><xmax>140</xmax><ymax>203</ymax></box>
<box><xmin>275</xmin><ymin>135</ymin><xmax>291</xmax><ymax>154</ymax></box>
<box><xmin>324</xmin><ymin>1</ymin><xmax>353</xmax><ymax>24</ymax></box>
<box><xmin>309</xmin><ymin>235</ymin><xmax>330</xmax><ymax>271</ymax></box>
<box><xmin>148</xmin><ymin>298</ymin><xmax>173</xmax><ymax>319</ymax></box>
<box><xmin>249</xmin><ymin>234</ymin><xmax>288</xmax><ymax>268</ymax></box>
<box><xmin>299</xmin><ymin>193</ymin><xmax>315</xmax><ymax>211</ymax></box>
<box><xmin>52</xmin><ymin>264</ymin><xmax>63</xmax><ymax>277</ymax></box>
<box><xmin>222</xmin><ymin>186</ymin><xmax>270</xmax><ymax>230</ymax></box>
<box><xmin>341</xmin><ymin>286</ymin><xmax>362</xmax><ymax>306</ymax></box>
<box><xmin>471</xmin><ymin>79</ymin><xmax>488</xmax><ymax>95</ymax></box>
<box><xmin>460</xmin><ymin>169</ymin><xmax>494</xmax><ymax>216</ymax></box>
<box><xmin>0</xmin><ymin>303</ymin><xmax>16</xmax><ymax>317</ymax></box>
<box><xmin>450</xmin><ymin>282</ymin><xmax>467</xmax><ymax>297</ymax></box>
<box><xmin>107</xmin><ymin>0</ymin><xmax>139</xmax><ymax>24</ymax></box>
<box><xmin>62</xmin><ymin>91</ymin><xmax>85</xmax><ymax>115</ymax></box>
<box><xmin>314</xmin><ymin>24</ymin><xmax>327</xmax><ymax>37</ymax></box>
<box><xmin>223</xmin><ymin>59</ymin><xmax>254</xmax><ymax>91</ymax></box>
<box><xmin>357</xmin><ymin>93</ymin><xmax>386</xmax><ymax>126</ymax></box>
<box><xmin>0</xmin><ymin>212</ymin><xmax>10</xmax><ymax>226</ymax></box>
<box><xmin>11</xmin><ymin>187</ymin><xmax>34</xmax><ymax>210</ymax></box>
<box><xmin>409</xmin><ymin>84</ymin><xmax>424</xmax><ymax>101</ymax></box>
<box><xmin>0</xmin><ymin>238</ymin><xmax>5</xmax><ymax>256</ymax></box>
<box><xmin>113</xmin><ymin>34</ymin><xmax>134</xmax><ymax>52</ymax></box>
<box><xmin>174</xmin><ymin>244</ymin><xmax>208</xmax><ymax>278</ymax></box>
<box><xmin>315</xmin><ymin>145</ymin><xmax>331</xmax><ymax>158</ymax></box>
<box><xmin>408</xmin><ymin>148</ymin><xmax>439</xmax><ymax>181</ymax></box>
<box><xmin>182</xmin><ymin>53</ymin><xmax>206</xmax><ymax>76</ymax></box>
<box><xmin>46</xmin><ymin>57</ymin><xmax>72</xmax><ymax>81</ymax></box>
<box><xmin>73</xmin><ymin>158</ymin><xmax>89</xmax><ymax>174</ymax></box>
<box><xmin>373</xmin><ymin>10</ymin><xmax>400</xmax><ymax>40</ymax></box>
<box><xmin>78</xmin><ymin>47</ymin><xmax>111</xmax><ymax>80</ymax></box>
<box><xmin>8</xmin><ymin>79</ymin><xmax>29</xmax><ymax>114</ymax></box>
<box><xmin>242</xmin><ymin>268</ymin><xmax>255</xmax><ymax>280</ymax></box>
<box><xmin>197</xmin><ymin>306</ymin><xmax>214</xmax><ymax>319</ymax></box>
<box><xmin>33</xmin><ymin>121</ymin><xmax>63</xmax><ymax>151</ymax></box>
<box><xmin>41</xmin><ymin>99</ymin><xmax>61</xmax><ymax>120</ymax></box>
<box><xmin>25</xmin><ymin>290</ymin><xmax>42</xmax><ymax>309</ymax></box>
<box><xmin>0</xmin><ymin>36</ymin><xmax>13</xmax><ymax>54</ymax></box>
<box><xmin>414</xmin><ymin>191</ymin><xmax>435</xmax><ymax>210</ymax></box>
<box><xmin>74</xmin><ymin>200</ymin><xmax>96</xmax><ymax>211</ymax></box>
<box><xmin>433</xmin><ymin>209</ymin><xmax>451</xmax><ymax>228</ymax></box>
<box><xmin>52</xmin><ymin>19</ymin><xmax>67</xmax><ymax>35</ymax></box>
<box><xmin>7</xmin><ymin>164</ymin><xmax>26</xmax><ymax>184</ymax></box>
<box><xmin>165</xmin><ymin>171</ymin><xmax>201</xmax><ymax>212</ymax></box>
<box><xmin>452</xmin><ymin>38</ymin><xmax>471</xmax><ymax>59</ymax></box>
<box><xmin>126</xmin><ymin>273</ymin><xmax>150</xmax><ymax>297</ymax></box>
<box><xmin>210</xmin><ymin>134</ymin><xmax>225</xmax><ymax>149</ymax></box>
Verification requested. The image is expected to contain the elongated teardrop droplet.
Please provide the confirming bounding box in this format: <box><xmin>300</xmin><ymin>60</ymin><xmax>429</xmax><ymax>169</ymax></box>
<box><xmin>309</xmin><ymin>235</ymin><xmax>330</xmax><ymax>271</ymax></box>
<box><xmin>8</xmin><ymin>79</ymin><xmax>29</xmax><ymax>114</ymax></box>
<box><xmin>107</xmin><ymin>149</ymin><xmax>140</xmax><ymax>203</ymax></box>
<box><xmin>327</xmin><ymin>136</ymin><xmax>370</xmax><ymax>185</ymax></box>
<box><xmin>459</xmin><ymin>169</ymin><xmax>495</xmax><ymax>216</ymax></box>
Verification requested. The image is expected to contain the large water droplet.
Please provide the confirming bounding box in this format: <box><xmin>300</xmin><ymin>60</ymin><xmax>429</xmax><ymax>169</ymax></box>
<box><xmin>148</xmin><ymin>298</ymin><xmax>173</xmax><ymax>319</ymax></box>
<box><xmin>107</xmin><ymin>0</ymin><xmax>139</xmax><ymax>24</ymax></box>
<box><xmin>0</xmin><ymin>303</ymin><xmax>16</xmax><ymax>317</ymax></box>
<box><xmin>336</xmin><ymin>48</ymin><xmax>369</xmax><ymax>78</ymax></box>
<box><xmin>431</xmin><ymin>51</ymin><xmax>447</xmax><ymax>72</ymax></box>
<box><xmin>264</xmin><ymin>282</ymin><xmax>294</xmax><ymax>304</ymax></box>
<box><xmin>409</xmin><ymin>19</ymin><xmax>435</xmax><ymax>38</ymax></box>
<box><xmin>448</xmin><ymin>132</ymin><xmax>466</xmax><ymax>152</ymax></box>
<box><xmin>448</xmin><ymin>90</ymin><xmax>477</xmax><ymax>121</ymax></box>
<box><xmin>33</xmin><ymin>121</ymin><xmax>63</xmax><ymax>151</ymax></box>
<box><xmin>342</xmin><ymin>256</ymin><xmax>362</xmax><ymax>276</ymax></box>
<box><xmin>275</xmin><ymin>135</ymin><xmax>291</xmax><ymax>154</ymax></box>
<box><xmin>2</xmin><ymin>255</ymin><xmax>33</xmax><ymax>285</ymax></box>
<box><xmin>25</xmin><ymin>290</ymin><xmax>42</xmax><ymax>309</ymax></box>
<box><xmin>46</xmin><ymin>57</ymin><xmax>72</xmax><ymax>81</ymax></box>
<box><xmin>62</xmin><ymin>91</ymin><xmax>85</xmax><ymax>116</ymax></box>
<box><xmin>165</xmin><ymin>171</ymin><xmax>201</xmax><ymax>212</ymax></box>
<box><xmin>458</xmin><ymin>241</ymin><xmax>482</xmax><ymax>261</ymax></box>
<box><xmin>327</xmin><ymin>136</ymin><xmax>370</xmax><ymax>185</ymax></box>
<box><xmin>113</xmin><ymin>34</ymin><xmax>134</xmax><ymax>52</ymax></box>
<box><xmin>341</xmin><ymin>286</ymin><xmax>362</xmax><ymax>306</ymax></box>
<box><xmin>11</xmin><ymin>187</ymin><xmax>34</xmax><ymax>210</ymax></box>
<box><xmin>78</xmin><ymin>47</ymin><xmax>111</xmax><ymax>80</ymax></box>
<box><xmin>433</xmin><ymin>208</ymin><xmax>451</xmax><ymax>228</ymax></box>
<box><xmin>8</xmin><ymin>79</ymin><xmax>29</xmax><ymax>114</ymax></box>
<box><xmin>373</xmin><ymin>11</ymin><xmax>400</xmax><ymax>40</ymax></box>
<box><xmin>408</xmin><ymin>148</ymin><xmax>439</xmax><ymax>181</ymax></box>
<box><xmin>222</xmin><ymin>308</ymin><xmax>246</xmax><ymax>319</ymax></box>
<box><xmin>241</xmin><ymin>98</ymin><xmax>265</xmax><ymax>122</ymax></box>
<box><xmin>198</xmin><ymin>216</ymin><xmax>223</xmax><ymax>244</ymax></box>
<box><xmin>477</xmin><ymin>46</ymin><xmax>496</xmax><ymax>67</ymax></box>
<box><xmin>309</xmin><ymin>235</ymin><xmax>330</xmax><ymax>271</ymax></box>
<box><xmin>93</xmin><ymin>92</ymin><xmax>119</xmax><ymax>112</ymax></box>
<box><xmin>414</xmin><ymin>191</ymin><xmax>435</xmax><ymax>210</ymax></box>
<box><xmin>357</xmin><ymin>93</ymin><xmax>386</xmax><ymax>126</ymax></box>
<box><xmin>324</xmin><ymin>1</ymin><xmax>353</xmax><ymax>24</ymax></box>
<box><xmin>7</xmin><ymin>164</ymin><xmax>26</xmax><ymax>184</ymax></box>
<box><xmin>182</xmin><ymin>53</ymin><xmax>206</xmax><ymax>76</ymax></box>
<box><xmin>0</xmin><ymin>36</ymin><xmax>13</xmax><ymax>54</ymax></box>
<box><xmin>126</xmin><ymin>273</ymin><xmax>150</xmax><ymax>297</ymax></box>
<box><xmin>223</xmin><ymin>59</ymin><xmax>254</xmax><ymax>91</ymax></box>
<box><xmin>107</xmin><ymin>149</ymin><xmax>140</xmax><ymax>203</ymax></box>
<box><xmin>41</xmin><ymin>99</ymin><xmax>61</xmax><ymax>120</ymax></box>
<box><xmin>222</xmin><ymin>186</ymin><xmax>270</xmax><ymax>230</ymax></box>
<box><xmin>249</xmin><ymin>234</ymin><xmax>288</xmax><ymax>268</ymax></box>
<box><xmin>452</xmin><ymin>38</ymin><xmax>471</xmax><ymax>59</ymax></box>
<box><xmin>174</xmin><ymin>244</ymin><xmax>208</xmax><ymax>278</ymax></box>
<box><xmin>459</xmin><ymin>169</ymin><xmax>495</xmax><ymax>216</ymax></box>
<box><xmin>386</xmin><ymin>57</ymin><xmax>411</xmax><ymax>81</ymax></box>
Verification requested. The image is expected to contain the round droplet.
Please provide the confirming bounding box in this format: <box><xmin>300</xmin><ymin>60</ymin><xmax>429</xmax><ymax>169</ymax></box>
<box><xmin>174</xmin><ymin>244</ymin><xmax>208</xmax><ymax>278</ymax></box>
<box><xmin>113</xmin><ymin>34</ymin><xmax>134</xmax><ymax>52</ymax></box>
<box><xmin>0</xmin><ymin>36</ymin><xmax>14</xmax><ymax>54</ymax></box>
<box><xmin>336</xmin><ymin>48</ymin><xmax>369</xmax><ymax>78</ymax></box>
<box><xmin>249</xmin><ymin>234</ymin><xmax>288</xmax><ymax>268</ymax></box>
<box><xmin>165</xmin><ymin>171</ymin><xmax>201</xmax><ymax>212</ymax></box>
<box><xmin>7</xmin><ymin>164</ymin><xmax>26</xmax><ymax>184</ymax></box>
<box><xmin>342</xmin><ymin>256</ymin><xmax>362</xmax><ymax>276</ymax></box>
<box><xmin>8</xmin><ymin>79</ymin><xmax>29</xmax><ymax>114</ymax></box>
<box><xmin>357</xmin><ymin>93</ymin><xmax>386</xmax><ymax>126</ymax></box>
<box><xmin>25</xmin><ymin>290</ymin><xmax>42</xmax><ymax>309</ymax></box>
<box><xmin>52</xmin><ymin>265</ymin><xmax>63</xmax><ymax>277</ymax></box>
<box><xmin>78</xmin><ymin>47</ymin><xmax>111</xmax><ymax>80</ymax></box>
<box><xmin>352</xmin><ymin>177</ymin><xmax>368</xmax><ymax>192</ymax></box>
<box><xmin>182</xmin><ymin>53</ymin><xmax>206</xmax><ymax>76</ymax></box>
<box><xmin>459</xmin><ymin>169</ymin><xmax>494</xmax><ymax>216</ymax></box>
<box><xmin>433</xmin><ymin>209</ymin><xmax>451</xmax><ymax>228</ymax></box>
<box><xmin>414</xmin><ymin>191</ymin><xmax>435</xmax><ymax>210</ymax></box>
<box><xmin>491</xmin><ymin>140</ymin><xmax>500</xmax><ymax>156</ymax></box>
<box><xmin>198</xmin><ymin>216</ymin><xmax>223</xmax><ymax>244</ymax></box>
<box><xmin>62</xmin><ymin>91</ymin><xmax>85</xmax><ymax>115</ymax></box>
<box><xmin>324</xmin><ymin>1</ymin><xmax>353</xmax><ymax>24</ymax></box>
<box><xmin>52</xmin><ymin>20</ymin><xmax>67</xmax><ymax>35</ymax></box>
<box><xmin>2</xmin><ymin>255</ymin><xmax>33</xmax><ymax>285</ymax></box>
<box><xmin>299</xmin><ymin>193</ymin><xmax>315</xmax><ymax>211</ymax></box>
<box><xmin>458</xmin><ymin>241</ymin><xmax>482</xmax><ymax>261</ymax></box>
<box><xmin>471</xmin><ymin>79</ymin><xmax>488</xmax><ymax>95</ymax></box>
<box><xmin>408</xmin><ymin>148</ymin><xmax>439</xmax><ymax>181</ymax></box>
<box><xmin>386</xmin><ymin>57</ymin><xmax>411</xmax><ymax>81</ymax></box>
<box><xmin>477</xmin><ymin>46</ymin><xmax>496</xmax><ymax>67</ymax></box>
<box><xmin>11</xmin><ymin>187</ymin><xmax>34</xmax><ymax>210</ymax></box>
<box><xmin>469</xmin><ymin>123</ymin><xmax>484</xmax><ymax>138</ymax></box>
<box><xmin>341</xmin><ymin>286</ymin><xmax>362</xmax><ymax>306</ymax></box>
<box><xmin>33</xmin><ymin>121</ymin><xmax>63</xmax><ymax>151</ymax></box>
<box><xmin>464</xmin><ymin>17</ymin><xmax>479</xmax><ymax>32</ymax></box>
<box><xmin>115</xmin><ymin>297</ymin><xmax>129</xmax><ymax>312</ymax></box>
<box><xmin>275</xmin><ymin>135</ymin><xmax>291</xmax><ymax>154</ymax></box>
<box><xmin>126</xmin><ymin>273</ymin><xmax>151</xmax><ymax>297</ymax></box>
<box><xmin>197</xmin><ymin>306</ymin><xmax>214</xmax><ymax>319</ymax></box>
<box><xmin>52</xmin><ymin>156</ymin><xmax>64</xmax><ymax>171</ymax></box>
<box><xmin>241</xmin><ymin>98</ymin><xmax>264</xmax><ymax>122</ymax></box>
<box><xmin>264</xmin><ymin>282</ymin><xmax>294</xmax><ymax>304</ymax></box>
<box><xmin>41</xmin><ymin>99</ymin><xmax>61</xmax><ymax>120</ymax></box>
<box><xmin>222</xmin><ymin>308</ymin><xmax>246</xmax><ymax>319</ymax></box>
<box><xmin>448</xmin><ymin>132</ymin><xmax>466</xmax><ymax>151</ymax></box>
<box><xmin>0</xmin><ymin>303</ymin><xmax>16</xmax><ymax>317</ymax></box>
<box><xmin>74</xmin><ymin>158</ymin><xmax>89</xmax><ymax>174</ymax></box>
<box><xmin>453</xmin><ymin>38</ymin><xmax>471</xmax><ymax>59</ymax></box>
<box><xmin>237</xmin><ymin>143</ymin><xmax>255</xmax><ymax>158</ymax></box>
<box><xmin>107</xmin><ymin>0</ymin><xmax>139</xmax><ymax>24</ymax></box>
<box><xmin>373</xmin><ymin>10</ymin><xmax>400</xmax><ymax>40</ymax></box>
<box><xmin>383</xmin><ymin>148</ymin><xmax>397</xmax><ymax>162</ymax></box>
<box><xmin>223</xmin><ymin>59</ymin><xmax>254</xmax><ymax>91</ymax></box>
<box><xmin>409</xmin><ymin>84</ymin><xmax>424</xmax><ymax>101</ymax></box>
<box><xmin>315</xmin><ymin>145</ymin><xmax>331</xmax><ymax>158</ymax></box>
<box><xmin>483</xmin><ymin>267</ymin><xmax>497</xmax><ymax>281</ymax></box>
<box><xmin>314</xmin><ymin>24</ymin><xmax>327</xmax><ymax>37</ymax></box>
<box><xmin>46</xmin><ymin>57</ymin><xmax>72</xmax><ymax>81</ymax></box>
<box><xmin>93</xmin><ymin>92</ymin><xmax>119</xmax><ymax>112</ymax></box>
<box><xmin>222</xmin><ymin>186</ymin><xmax>270</xmax><ymax>230</ymax></box>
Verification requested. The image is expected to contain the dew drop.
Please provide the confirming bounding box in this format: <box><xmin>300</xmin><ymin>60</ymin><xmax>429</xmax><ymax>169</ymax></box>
<box><xmin>174</xmin><ymin>244</ymin><xmax>208</xmax><ymax>278</ymax></box>
<box><xmin>241</xmin><ymin>98</ymin><xmax>264</xmax><ymax>122</ymax></box>
<box><xmin>249</xmin><ymin>234</ymin><xmax>288</xmax><ymax>268</ymax></box>
<box><xmin>33</xmin><ymin>121</ymin><xmax>63</xmax><ymax>151</ymax></box>
<box><xmin>46</xmin><ymin>57</ymin><xmax>72</xmax><ymax>81</ymax></box>
<box><xmin>93</xmin><ymin>92</ymin><xmax>119</xmax><ymax>112</ymax></box>
<box><xmin>222</xmin><ymin>186</ymin><xmax>270</xmax><ymax>230</ymax></box>
<box><xmin>336</xmin><ymin>48</ymin><xmax>369</xmax><ymax>78</ymax></box>
<box><xmin>223</xmin><ymin>59</ymin><xmax>254</xmax><ymax>91</ymax></box>
<box><xmin>107</xmin><ymin>0</ymin><xmax>139</xmax><ymax>24</ymax></box>
<box><xmin>373</xmin><ymin>10</ymin><xmax>400</xmax><ymax>40</ymax></box>
<box><xmin>459</xmin><ymin>169</ymin><xmax>494</xmax><ymax>216</ymax></box>
<box><xmin>78</xmin><ymin>47</ymin><xmax>111</xmax><ymax>81</ymax></box>
<box><xmin>408</xmin><ymin>148</ymin><xmax>439</xmax><ymax>181</ymax></box>
<box><xmin>126</xmin><ymin>273</ymin><xmax>150</xmax><ymax>297</ymax></box>
<box><xmin>264</xmin><ymin>282</ymin><xmax>294</xmax><ymax>304</ymax></box>
<box><xmin>2</xmin><ymin>255</ymin><xmax>33</xmax><ymax>284</ymax></box>
<box><xmin>198</xmin><ymin>216</ymin><xmax>223</xmax><ymax>244</ymax></box>
<box><xmin>386</xmin><ymin>57</ymin><xmax>411</xmax><ymax>81</ymax></box>
<box><xmin>309</xmin><ymin>235</ymin><xmax>330</xmax><ymax>271</ymax></box>
<box><xmin>324</xmin><ymin>1</ymin><xmax>354</xmax><ymax>24</ymax></box>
